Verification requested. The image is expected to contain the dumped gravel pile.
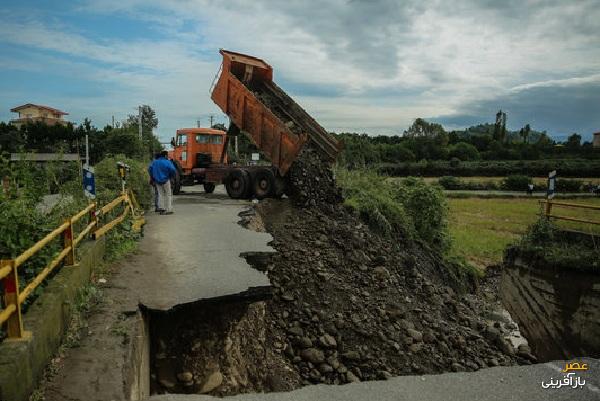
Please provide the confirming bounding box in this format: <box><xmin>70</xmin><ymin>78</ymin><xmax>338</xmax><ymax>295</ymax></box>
<box><xmin>287</xmin><ymin>149</ymin><xmax>342</xmax><ymax>208</ymax></box>
<box><xmin>257</xmin><ymin>200</ymin><xmax>526</xmax><ymax>385</ymax></box>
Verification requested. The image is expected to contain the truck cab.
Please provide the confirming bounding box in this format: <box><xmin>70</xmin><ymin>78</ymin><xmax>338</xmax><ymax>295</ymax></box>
<box><xmin>168</xmin><ymin>127</ymin><xmax>227</xmax><ymax>193</ymax></box>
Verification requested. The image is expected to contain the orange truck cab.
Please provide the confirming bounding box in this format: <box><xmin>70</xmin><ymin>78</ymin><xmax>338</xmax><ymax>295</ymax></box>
<box><xmin>168</xmin><ymin>127</ymin><xmax>227</xmax><ymax>194</ymax></box>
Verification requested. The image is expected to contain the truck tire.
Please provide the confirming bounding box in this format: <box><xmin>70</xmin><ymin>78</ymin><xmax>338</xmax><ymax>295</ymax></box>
<box><xmin>203</xmin><ymin>182</ymin><xmax>216</xmax><ymax>194</ymax></box>
<box><xmin>225</xmin><ymin>169</ymin><xmax>250</xmax><ymax>199</ymax></box>
<box><xmin>171</xmin><ymin>169</ymin><xmax>181</xmax><ymax>195</ymax></box>
<box><xmin>252</xmin><ymin>169</ymin><xmax>275</xmax><ymax>199</ymax></box>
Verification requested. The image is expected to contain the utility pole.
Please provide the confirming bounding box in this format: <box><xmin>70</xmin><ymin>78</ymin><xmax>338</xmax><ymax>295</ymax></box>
<box><xmin>138</xmin><ymin>106</ymin><xmax>143</xmax><ymax>141</ymax></box>
<box><xmin>209</xmin><ymin>114</ymin><xmax>214</xmax><ymax>127</ymax></box>
<box><xmin>112</xmin><ymin>115</ymin><xmax>115</xmax><ymax>128</ymax></box>
<box><xmin>85</xmin><ymin>135</ymin><xmax>89</xmax><ymax>168</ymax></box>
<box><xmin>197</xmin><ymin>119</ymin><xmax>201</xmax><ymax>128</ymax></box>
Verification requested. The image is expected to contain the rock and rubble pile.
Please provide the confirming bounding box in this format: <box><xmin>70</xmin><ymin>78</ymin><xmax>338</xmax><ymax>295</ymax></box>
<box><xmin>287</xmin><ymin>149</ymin><xmax>341</xmax><ymax>208</ymax></box>
<box><xmin>257</xmin><ymin>199</ymin><xmax>529</xmax><ymax>386</ymax></box>
<box><xmin>153</xmin><ymin>146</ymin><xmax>529</xmax><ymax>395</ymax></box>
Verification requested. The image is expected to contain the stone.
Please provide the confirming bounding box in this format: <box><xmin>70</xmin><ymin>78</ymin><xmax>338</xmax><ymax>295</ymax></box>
<box><xmin>407</xmin><ymin>329</ymin><xmax>423</xmax><ymax>342</ymax></box>
<box><xmin>451</xmin><ymin>363</ymin><xmax>466</xmax><ymax>372</ymax></box>
<box><xmin>318</xmin><ymin>363</ymin><xmax>334</xmax><ymax>374</ymax></box>
<box><xmin>326</xmin><ymin>356</ymin><xmax>340</xmax><ymax>369</ymax></box>
<box><xmin>177</xmin><ymin>371</ymin><xmax>193</xmax><ymax>383</ymax></box>
<box><xmin>373</xmin><ymin>266</ymin><xmax>390</xmax><ymax>279</ymax></box>
<box><xmin>282</xmin><ymin>293</ymin><xmax>295</xmax><ymax>302</ymax></box>
<box><xmin>379</xmin><ymin>370</ymin><xmax>394</xmax><ymax>380</ymax></box>
<box><xmin>288</xmin><ymin>326</ymin><xmax>304</xmax><ymax>337</ymax></box>
<box><xmin>341</xmin><ymin>350</ymin><xmax>361</xmax><ymax>361</ymax></box>
<box><xmin>159</xmin><ymin>379</ymin><xmax>176</xmax><ymax>389</ymax></box>
<box><xmin>199</xmin><ymin>371</ymin><xmax>223</xmax><ymax>394</ymax></box>
<box><xmin>318</xmin><ymin>334</ymin><xmax>337</xmax><ymax>348</ymax></box>
<box><xmin>346</xmin><ymin>371</ymin><xmax>361</xmax><ymax>383</ymax></box>
<box><xmin>300</xmin><ymin>348</ymin><xmax>325</xmax><ymax>364</ymax></box>
<box><xmin>296</xmin><ymin>336</ymin><xmax>313</xmax><ymax>349</ymax></box>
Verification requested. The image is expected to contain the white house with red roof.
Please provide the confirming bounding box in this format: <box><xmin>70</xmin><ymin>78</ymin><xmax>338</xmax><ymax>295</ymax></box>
<box><xmin>10</xmin><ymin>103</ymin><xmax>69</xmax><ymax>128</ymax></box>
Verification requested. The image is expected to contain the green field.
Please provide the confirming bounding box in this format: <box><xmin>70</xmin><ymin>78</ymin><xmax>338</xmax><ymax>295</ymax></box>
<box><xmin>448</xmin><ymin>197</ymin><xmax>600</xmax><ymax>268</ymax></box>
<box><xmin>390</xmin><ymin>176</ymin><xmax>600</xmax><ymax>186</ymax></box>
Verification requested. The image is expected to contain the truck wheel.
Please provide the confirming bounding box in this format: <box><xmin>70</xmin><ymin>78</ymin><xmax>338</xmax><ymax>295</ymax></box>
<box><xmin>225</xmin><ymin>169</ymin><xmax>250</xmax><ymax>199</ymax></box>
<box><xmin>252</xmin><ymin>169</ymin><xmax>275</xmax><ymax>200</ymax></box>
<box><xmin>203</xmin><ymin>182</ymin><xmax>216</xmax><ymax>194</ymax></box>
<box><xmin>172</xmin><ymin>170</ymin><xmax>181</xmax><ymax>195</ymax></box>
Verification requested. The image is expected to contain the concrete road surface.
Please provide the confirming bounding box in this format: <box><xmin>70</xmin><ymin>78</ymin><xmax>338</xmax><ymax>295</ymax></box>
<box><xmin>150</xmin><ymin>358</ymin><xmax>600</xmax><ymax>401</ymax></box>
<box><xmin>120</xmin><ymin>185</ymin><xmax>273</xmax><ymax>311</ymax></box>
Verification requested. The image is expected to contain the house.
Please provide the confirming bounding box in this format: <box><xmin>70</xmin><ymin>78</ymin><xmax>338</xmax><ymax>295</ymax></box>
<box><xmin>10</xmin><ymin>103</ymin><xmax>69</xmax><ymax>128</ymax></box>
<box><xmin>594</xmin><ymin>132</ymin><xmax>600</xmax><ymax>148</ymax></box>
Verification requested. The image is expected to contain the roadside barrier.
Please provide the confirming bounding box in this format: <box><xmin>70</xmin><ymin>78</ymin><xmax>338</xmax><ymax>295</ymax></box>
<box><xmin>539</xmin><ymin>199</ymin><xmax>600</xmax><ymax>226</ymax></box>
<box><xmin>0</xmin><ymin>189</ymin><xmax>144</xmax><ymax>340</ymax></box>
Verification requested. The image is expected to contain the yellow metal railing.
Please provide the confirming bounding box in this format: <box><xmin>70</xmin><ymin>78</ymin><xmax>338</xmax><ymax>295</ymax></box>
<box><xmin>0</xmin><ymin>190</ymin><xmax>144</xmax><ymax>339</ymax></box>
<box><xmin>540</xmin><ymin>200</ymin><xmax>600</xmax><ymax>226</ymax></box>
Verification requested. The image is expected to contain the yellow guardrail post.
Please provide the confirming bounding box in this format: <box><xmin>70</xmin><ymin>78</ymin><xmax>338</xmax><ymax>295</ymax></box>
<box><xmin>63</xmin><ymin>217</ymin><xmax>76</xmax><ymax>266</ymax></box>
<box><xmin>91</xmin><ymin>203</ymin><xmax>99</xmax><ymax>236</ymax></box>
<box><xmin>1</xmin><ymin>259</ymin><xmax>23</xmax><ymax>339</ymax></box>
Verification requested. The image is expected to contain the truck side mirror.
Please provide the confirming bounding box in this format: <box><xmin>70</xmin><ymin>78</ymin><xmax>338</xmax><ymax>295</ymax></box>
<box><xmin>170</xmin><ymin>137</ymin><xmax>176</xmax><ymax>147</ymax></box>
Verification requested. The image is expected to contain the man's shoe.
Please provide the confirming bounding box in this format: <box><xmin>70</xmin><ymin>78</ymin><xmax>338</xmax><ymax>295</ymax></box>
<box><xmin>155</xmin><ymin>208</ymin><xmax>165</xmax><ymax>213</ymax></box>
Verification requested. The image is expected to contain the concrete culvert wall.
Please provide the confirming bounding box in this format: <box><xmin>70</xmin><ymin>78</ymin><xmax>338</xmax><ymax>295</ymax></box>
<box><xmin>147</xmin><ymin>299</ymin><xmax>300</xmax><ymax>396</ymax></box>
<box><xmin>0</xmin><ymin>239</ymin><xmax>105</xmax><ymax>401</ymax></box>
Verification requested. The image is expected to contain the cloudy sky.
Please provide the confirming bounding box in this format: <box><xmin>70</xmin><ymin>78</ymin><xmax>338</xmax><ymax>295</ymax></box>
<box><xmin>0</xmin><ymin>0</ymin><xmax>598</xmax><ymax>142</ymax></box>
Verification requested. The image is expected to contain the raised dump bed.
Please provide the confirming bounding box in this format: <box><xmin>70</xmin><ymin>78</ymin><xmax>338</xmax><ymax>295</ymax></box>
<box><xmin>211</xmin><ymin>50</ymin><xmax>340</xmax><ymax>176</ymax></box>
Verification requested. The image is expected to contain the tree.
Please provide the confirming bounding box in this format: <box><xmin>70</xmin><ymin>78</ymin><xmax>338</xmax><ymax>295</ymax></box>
<box><xmin>493</xmin><ymin>110</ymin><xmax>507</xmax><ymax>142</ymax></box>
<box><xmin>449</xmin><ymin>142</ymin><xmax>480</xmax><ymax>161</ymax></box>
<box><xmin>126</xmin><ymin>105</ymin><xmax>158</xmax><ymax>134</ymax></box>
<box><xmin>566</xmin><ymin>133</ymin><xmax>581</xmax><ymax>149</ymax></box>
<box><xmin>125</xmin><ymin>105</ymin><xmax>162</xmax><ymax>158</ymax></box>
<box><xmin>404</xmin><ymin>118</ymin><xmax>446</xmax><ymax>138</ymax></box>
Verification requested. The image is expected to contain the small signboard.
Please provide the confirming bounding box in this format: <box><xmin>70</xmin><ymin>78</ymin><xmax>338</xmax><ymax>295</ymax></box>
<box><xmin>83</xmin><ymin>166</ymin><xmax>96</xmax><ymax>199</ymax></box>
<box><xmin>251</xmin><ymin>153</ymin><xmax>260</xmax><ymax>161</ymax></box>
<box><xmin>547</xmin><ymin>170</ymin><xmax>556</xmax><ymax>199</ymax></box>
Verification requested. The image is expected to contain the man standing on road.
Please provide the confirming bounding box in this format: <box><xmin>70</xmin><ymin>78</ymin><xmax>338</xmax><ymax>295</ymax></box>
<box><xmin>149</xmin><ymin>153</ymin><xmax>162</xmax><ymax>213</ymax></box>
<box><xmin>149</xmin><ymin>150</ymin><xmax>176</xmax><ymax>215</ymax></box>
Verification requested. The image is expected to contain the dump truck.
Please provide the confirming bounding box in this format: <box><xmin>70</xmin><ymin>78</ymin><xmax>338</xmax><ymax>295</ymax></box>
<box><xmin>169</xmin><ymin>49</ymin><xmax>340</xmax><ymax>199</ymax></box>
<box><xmin>168</xmin><ymin>127</ymin><xmax>227</xmax><ymax>194</ymax></box>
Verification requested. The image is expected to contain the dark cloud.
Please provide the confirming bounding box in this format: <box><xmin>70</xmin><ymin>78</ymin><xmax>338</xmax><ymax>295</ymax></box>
<box><xmin>434</xmin><ymin>81</ymin><xmax>600</xmax><ymax>140</ymax></box>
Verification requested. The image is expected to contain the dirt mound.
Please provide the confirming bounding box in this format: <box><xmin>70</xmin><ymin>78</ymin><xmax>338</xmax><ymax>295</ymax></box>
<box><xmin>257</xmin><ymin>201</ymin><xmax>524</xmax><ymax>385</ymax></box>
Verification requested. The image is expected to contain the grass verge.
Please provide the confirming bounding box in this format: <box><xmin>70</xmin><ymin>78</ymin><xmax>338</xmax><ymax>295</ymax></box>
<box><xmin>448</xmin><ymin>197</ymin><xmax>600</xmax><ymax>268</ymax></box>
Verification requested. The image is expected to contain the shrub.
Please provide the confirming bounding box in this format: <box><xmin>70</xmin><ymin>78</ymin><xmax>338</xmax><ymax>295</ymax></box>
<box><xmin>556</xmin><ymin>179</ymin><xmax>583</xmax><ymax>193</ymax></box>
<box><xmin>337</xmin><ymin>169</ymin><xmax>450</xmax><ymax>253</ymax></box>
<box><xmin>449</xmin><ymin>157</ymin><xmax>461</xmax><ymax>168</ymax></box>
<box><xmin>438</xmin><ymin>176</ymin><xmax>463</xmax><ymax>190</ymax></box>
<box><xmin>393</xmin><ymin>177</ymin><xmax>449</xmax><ymax>252</ymax></box>
<box><xmin>94</xmin><ymin>155</ymin><xmax>151</xmax><ymax>209</ymax></box>
<box><xmin>336</xmin><ymin>169</ymin><xmax>414</xmax><ymax>238</ymax></box>
<box><xmin>502</xmin><ymin>175</ymin><xmax>532</xmax><ymax>191</ymax></box>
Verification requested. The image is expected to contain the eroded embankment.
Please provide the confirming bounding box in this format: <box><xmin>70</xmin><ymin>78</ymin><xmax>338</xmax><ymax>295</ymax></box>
<box><xmin>502</xmin><ymin>246</ymin><xmax>600</xmax><ymax>361</ymax></box>
<box><xmin>147</xmin><ymin>298</ymin><xmax>300</xmax><ymax>396</ymax></box>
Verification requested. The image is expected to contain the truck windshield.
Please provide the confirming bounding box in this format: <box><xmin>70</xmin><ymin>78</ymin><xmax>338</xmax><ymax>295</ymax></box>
<box><xmin>177</xmin><ymin>134</ymin><xmax>188</xmax><ymax>146</ymax></box>
<box><xmin>196</xmin><ymin>134</ymin><xmax>223</xmax><ymax>144</ymax></box>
